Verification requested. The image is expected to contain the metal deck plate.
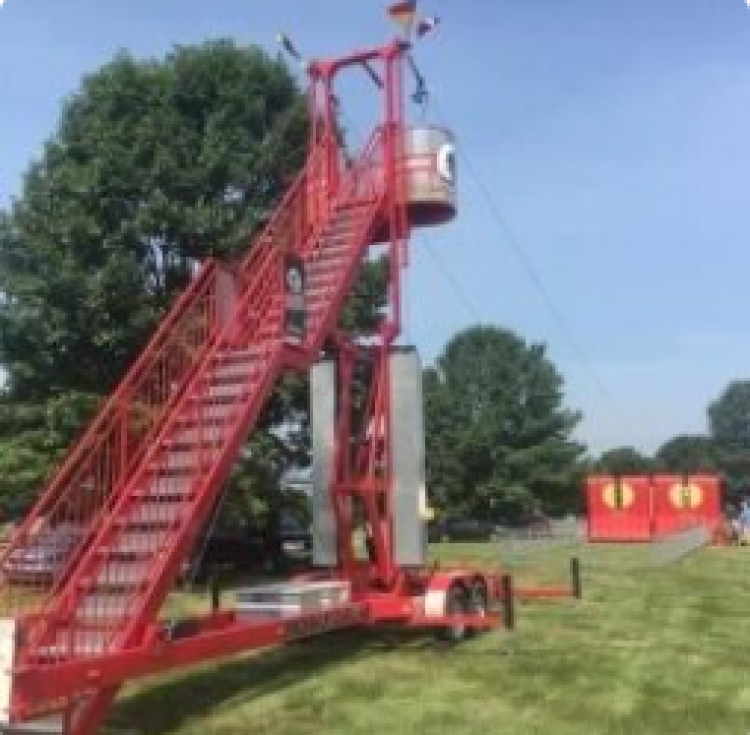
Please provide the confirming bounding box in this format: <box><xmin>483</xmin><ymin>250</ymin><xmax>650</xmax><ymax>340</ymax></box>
<box><xmin>236</xmin><ymin>580</ymin><xmax>350</xmax><ymax>619</ymax></box>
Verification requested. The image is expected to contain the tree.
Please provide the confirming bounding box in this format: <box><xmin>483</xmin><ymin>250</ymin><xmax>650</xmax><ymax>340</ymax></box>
<box><xmin>422</xmin><ymin>367</ymin><xmax>464</xmax><ymax>512</ymax></box>
<box><xmin>708</xmin><ymin>382</ymin><xmax>750</xmax><ymax>450</ymax></box>
<box><xmin>708</xmin><ymin>381</ymin><xmax>750</xmax><ymax>495</ymax></box>
<box><xmin>1</xmin><ymin>41</ymin><xmax>307</xmax><ymax>401</ymax></box>
<box><xmin>655</xmin><ymin>435</ymin><xmax>718</xmax><ymax>474</ymax></box>
<box><xmin>595</xmin><ymin>446</ymin><xmax>655</xmax><ymax>476</ymax></box>
<box><xmin>0</xmin><ymin>40</ymin><xmax>389</xmax><ymax>526</ymax></box>
<box><xmin>424</xmin><ymin>325</ymin><xmax>585</xmax><ymax>520</ymax></box>
<box><xmin>0</xmin><ymin>41</ymin><xmax>309</xmax><ymax>515</ymax></box>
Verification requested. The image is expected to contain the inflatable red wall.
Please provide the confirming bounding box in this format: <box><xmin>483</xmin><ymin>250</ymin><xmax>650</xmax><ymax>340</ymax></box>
<box><xmin>586</xmin><ymin>475</ymin><xmax>653</xmax><ymax>542</ymax></box>
<box><xmin>586</xmin><ymin>475</ymin><xmax>722</xmax><ymax>542</ymax></box>
<box><xmin>651</xmin><ymin>475</ymin><xmax>721</xmax><ymax>537</ymax></box>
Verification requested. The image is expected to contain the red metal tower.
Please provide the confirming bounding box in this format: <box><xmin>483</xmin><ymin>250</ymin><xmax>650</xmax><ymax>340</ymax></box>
<box><xmin>0</xmin><ymin>38</ymin><xmax>502</xmax><ymax>735</ymax></box>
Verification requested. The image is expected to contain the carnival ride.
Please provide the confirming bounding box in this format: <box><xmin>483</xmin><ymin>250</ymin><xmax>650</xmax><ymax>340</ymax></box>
<box><xmin>0</xmin><ymin>34</ymin><xmax>531</xmax><ymax>735</ymax></box>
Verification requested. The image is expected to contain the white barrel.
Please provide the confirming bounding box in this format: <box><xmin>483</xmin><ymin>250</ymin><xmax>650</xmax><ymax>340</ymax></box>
<box><xmin>402</xmin><ymin>126</ymin><xmax>456</xmax><ymax>227</ymax></box>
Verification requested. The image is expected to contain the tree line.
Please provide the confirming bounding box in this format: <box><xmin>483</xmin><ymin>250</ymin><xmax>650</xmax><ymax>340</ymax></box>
<box><xmin>595</xmin><ymin>381</ymin><xmax>750</xmax><ymax>503</ymax></box>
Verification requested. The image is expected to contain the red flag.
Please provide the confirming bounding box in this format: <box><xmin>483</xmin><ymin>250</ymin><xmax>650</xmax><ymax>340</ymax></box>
<box><xmin>388</xmin><ymin>1</ymin><xmax>417</xmax><ymax>34</ymax></box>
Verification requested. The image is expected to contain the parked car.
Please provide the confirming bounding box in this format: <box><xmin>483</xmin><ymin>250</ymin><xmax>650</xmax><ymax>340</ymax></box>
<box><xmin>3</xmin><ymin>521</ymin><xmax>83</xmax><ymax>583</ymax></box>
<box><xmin>278</xmin><ymin>516</ymin><xmax>312</xmax><ymax>558</ymax></box>
<box><xmin>185</xmin><ymin>516</ymin><xmax>312</xmax><ymax>583</ymax></box>
<box><xmin>515</xmin><ymin>510</ymin><xmax>553</xmax><ymax>538</ymax></box>
<box><xmin>428</xmin><ymin>517</ymin><xmax>500</xmax><ymax>543</ymax></box>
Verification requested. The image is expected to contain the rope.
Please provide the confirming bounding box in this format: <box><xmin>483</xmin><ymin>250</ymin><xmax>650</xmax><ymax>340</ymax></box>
<box><xmin>425</xmin><ymin>90</ymin><xmax>640</xmax><ymax>442</ymax></box>
<box><xmin>183</xmin><ymin>479</ymin><xmax>233</xmax><ymax>590</ymax></box>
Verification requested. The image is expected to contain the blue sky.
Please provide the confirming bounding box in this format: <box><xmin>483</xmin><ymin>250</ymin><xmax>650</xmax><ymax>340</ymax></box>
<box><xmin>0</xmin><ymin>0</ymin><xmax>749</xmax><ymax>455</ymax></box>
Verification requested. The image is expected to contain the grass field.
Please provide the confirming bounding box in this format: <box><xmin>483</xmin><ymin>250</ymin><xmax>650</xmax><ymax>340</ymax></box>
<box><xmin>102</xmin><ymin>542</ymin><xmax>750</xmax><ymax>735</ymax></box>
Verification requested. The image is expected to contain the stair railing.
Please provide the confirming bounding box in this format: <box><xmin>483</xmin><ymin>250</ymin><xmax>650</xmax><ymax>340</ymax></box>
<box><xmin>0</xmin><ymin>260</ymin><xmax>229</xmax><ymax>615</ymax></box>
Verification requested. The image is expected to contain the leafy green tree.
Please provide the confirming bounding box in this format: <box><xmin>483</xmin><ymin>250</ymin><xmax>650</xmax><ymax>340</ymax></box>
<box><xmin>708</xmin><ymin>382</ymin><xmax>750</xmax><ymax>450</ymax></box>
<box><xmin>655</xmin><ymin>435</ymin><xmax>718</xmax><ymax>474</ymax></box>
<box><xmin>424</xmin><ymin>325</ymin><xmax>585</xmax><ymax>520</ymax></box>
<box><xmin>0</xmin><ymin>391</ymin><xmax>101</xmax><ymax>515</ymax></box>
<box><xmin>0</xmin><ymin>41</ymin><xmax>309</xmax><ymax>517</ymax></box>
<box><xmin>423</xmin><ymin>367</ymin><xmax>464</xmax><ymax>512</ymax></box>
<box><xmin>339</xmin><ymin>257</ymin><xmax>389</xmax><ymax>335</ymax></box>
<box><xmin>595</xmin><ymin>446</ymin><xmax>656</xmax><ymax>475</ymax></box>
<box><xmin>0</xmin><ymin>40</ymin><xmax>389</xmax><ymax>530</ymax></box>
<box><xmin>708</xmin><ymin>381</ymin><xmax>750</xmax><ymax>494</ymax></box>
<box><xmin>2</xmin><ymin>41</ymin><xmax>307</xmax><ymax>401</ymax></box>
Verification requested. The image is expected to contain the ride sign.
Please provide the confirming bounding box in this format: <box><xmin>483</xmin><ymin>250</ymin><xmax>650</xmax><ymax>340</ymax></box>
<box><xmin>284</xmin><ymin>255</ymin><xmax>306</xmax><ymax>344</ymax></box>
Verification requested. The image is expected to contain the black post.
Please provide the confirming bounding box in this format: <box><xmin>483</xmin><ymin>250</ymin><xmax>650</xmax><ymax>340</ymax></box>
<box><xmin>501</xmin><ymin>574</ymin><xmax>515</xmax><ymax>630</ymax></box>
<box><xmin>570</xmin><ymin>557</ymin><xmax>582</xmax><ymax>599</ymax></box>
<box><xmin>210</xmin><ymin>568</ymin><xmax>222</xmax><ymax>613</ymax></box>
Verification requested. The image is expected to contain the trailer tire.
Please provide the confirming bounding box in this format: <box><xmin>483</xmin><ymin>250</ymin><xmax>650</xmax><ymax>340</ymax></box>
<box><xmin>438</xmin><ymin>582</ymin><xmax>469</xmax><ymax>642</ymax></box>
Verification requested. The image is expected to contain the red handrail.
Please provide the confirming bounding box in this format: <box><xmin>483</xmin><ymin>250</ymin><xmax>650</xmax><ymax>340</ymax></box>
<box><xmin>0</xmin><ymin>260</ymin><xmax>224</xmax><ymax>613</ymax></box>
<box><xmin>21</xmin><ymin>134</ymin><xmax>385</xmax><ymax>661</ymax></box>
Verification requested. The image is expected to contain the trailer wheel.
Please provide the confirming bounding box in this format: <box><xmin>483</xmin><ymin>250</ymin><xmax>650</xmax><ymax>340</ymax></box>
<box><xmin>466</xmin><ymin>579</ymin><xmax>488</xmax><ymax>637</ymax></box>
<box><xmin>439</xmin><ymin>582</ymin><xmax>469</xmax><ymax>642</ymax></box>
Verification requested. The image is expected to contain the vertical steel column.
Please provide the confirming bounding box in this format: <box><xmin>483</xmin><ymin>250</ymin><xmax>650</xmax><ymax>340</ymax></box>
<box><xmin>311</xmin><ymin>359</ymin><xmax>338</xmax><ymax>568</ymax></box>
<box><xmin>390</xmin><ymin>348</ymin><xmax>427</xmax><ymax>567</ymax></box>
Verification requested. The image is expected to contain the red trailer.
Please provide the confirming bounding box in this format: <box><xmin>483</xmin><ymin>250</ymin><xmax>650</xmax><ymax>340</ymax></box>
<box><xmin>0</xmin><ymin>36</ymin><xmax>575</xmax><ymax>735</ymax></box>
<box><xmin>586</xmin><ymin>475</ymin><xmax>653</xmax><ymax>542</ymax></box>
<box><xmin>651</xmin><ymin>475</ymin><xmax>721</xmax><ymax>537</ymax></box>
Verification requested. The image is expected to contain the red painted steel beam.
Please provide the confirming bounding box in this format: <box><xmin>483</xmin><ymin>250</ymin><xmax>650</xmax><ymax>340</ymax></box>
<box><xmin>13</xmin><ymin>596</ymin><xmax>507</xmax><ymax>716</ymax></box>
<box><xmin>310</xmin><ymin>39</ymin><xmax>407</xmax><ymax>77</ymax></box>
<box><xmin>14</xmin><ymin>605</ymin><xmax>367</xmax><ymax>714</ymax></box>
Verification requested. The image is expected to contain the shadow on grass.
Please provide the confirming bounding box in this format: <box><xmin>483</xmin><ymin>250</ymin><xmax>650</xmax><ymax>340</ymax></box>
<box><xmin>104</xmin><ymin>628</ymin><xmax>441</xmax><ymax>735</ymax></box>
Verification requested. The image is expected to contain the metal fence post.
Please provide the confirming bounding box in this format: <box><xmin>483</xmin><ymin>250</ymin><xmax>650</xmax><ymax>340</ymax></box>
<box><xmin>570</xmin><ymin>557</ymin><xmax>582</xmax><ymax>599</ymax></box>
<box><xmin>210</xmin><ymin>568</ymin><xmax>222</xmax><ymax>613</ymax></box>
<box><xmin>501</xmin><ymin>574</ymin><xmax>515</xmax><ymax>630</ymax></box>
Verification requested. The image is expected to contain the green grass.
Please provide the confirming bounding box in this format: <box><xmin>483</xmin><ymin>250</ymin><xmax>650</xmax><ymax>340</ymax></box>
<box><xmin>103</xmin><ymin>543</ymin><xmax>750</xmax><ymax>734</ymax></box>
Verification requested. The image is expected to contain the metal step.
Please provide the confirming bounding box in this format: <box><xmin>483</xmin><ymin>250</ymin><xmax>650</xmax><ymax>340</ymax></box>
<box><xmin>326</xmin><ymin>211</ymin><xmax>370</xmax><ymax>229</ymax></box>
<box><xmin>164</xmin><ymin>431</ymin><xmax>224</xmax><ymax>452</ymax></box>
<box><xmin>173</xmin><ymin>406</ymin><xmax>234</xmax><ymax>427</ymax></box>
<box><xmin>214</xmin><ymin>346</ymin><xmax>267</xmax><ymax>363</ymax></box>
<box><xmin>138</xmin><ymin>475</ymin><xmax>193</xmax><ymax>501</ymax></box>
<box><xmin>307</xmin><ymin>259</ymin><xmax>343</xmax><ymax>278</ymax></box>
<box><xmin>76</xmin><ymin>593</ymin><xmax>131</xmax><ymax>625</ymax></box>
<box><xmin>306</xmin><ymin>285</ymin><xmax>336</xmax><ymax>300</ymax></box>
<box><xmin>306</xmin><ymin>255</ymin><xmax>347</xmax><ymax>275</ymax></box>
<box><xmin>148</xmin><ymin>456</ymin><xmax>200</xmax><ymax>477</ymax></box>
<box><xmin>322</xmin><ymin>229</ymin><xmax>359</xmax><ymax>246</ymax></box>
<box><xmin>35</xmin><ymin>628</ymin><xmax>112</xmax><ymax>661</ymax></box>
<box><xmin>120</xmin><ymin>503</ymin><xmax>184</xmax><ymax>528</ymax></box>
<box><xmin>92</xmin><ymin>560</ymin><xmax>151</xmax><ymax>588</ymax></box>
<box><xmin>200</xmin><ymin>381</ymin><xmax>247</xmax><ymax>401</ymax></box>
<box><xmin>209</xmin><ymin>361</ymin><xmax>259</xmax><ymax>385</ymax></box>
<box><xmin>317</xmin><ymin>239</ymin><xmax>354</xmax><ymax>257</ymax></box>
<box><xmin>180</xmin><ymin>400</ymin><xmax>237</xmax><ymax>423</ymax></box>
<box><xmin>103</xmin><ymin>529</ymin><xmax>166</xmax><ymax>558</ymax></box>
<box><xmin>328</xmin><ymin>208</ymin><xmax>370</xmax><ymax>225</ymax></box>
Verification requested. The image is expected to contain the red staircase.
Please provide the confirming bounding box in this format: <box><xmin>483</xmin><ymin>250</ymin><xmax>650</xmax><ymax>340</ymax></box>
<box><xmin>2</xmin><ymin>130</ymin><xmax>388</xmax><ymax>724</ymax></box>
<box><xmin>0</xmin><ymin>257</ymin><xmax>228</xmax><ymax>617</ymax></box>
